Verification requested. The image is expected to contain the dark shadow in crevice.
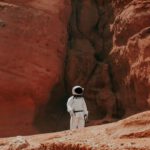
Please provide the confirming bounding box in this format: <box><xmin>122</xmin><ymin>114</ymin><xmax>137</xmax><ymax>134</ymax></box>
<box><xmin>34</xmin><ymin>82</ymin><xmax>70</xmax><ymax>133</ymax></box>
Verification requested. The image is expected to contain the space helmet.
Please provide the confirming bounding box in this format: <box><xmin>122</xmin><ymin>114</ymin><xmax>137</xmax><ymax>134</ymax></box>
<box><xmin>72</xmin><ymin>85</ymin><xmax>84</xmax><ymax>96</ymax></box>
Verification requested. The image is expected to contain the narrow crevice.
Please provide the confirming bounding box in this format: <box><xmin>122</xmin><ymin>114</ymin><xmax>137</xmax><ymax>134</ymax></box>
<box><xmin>65</xmin><ymin>0</ymin><xmax>118</xmax><ymax>123</ymax></box>
<box><xmin>33</xmin><ymin>0</ymin><xmax>128</xmax><ymax>131</ymax></box>
<box><xmin>108</xmin><ymin>64</ymin><xmax>125</xmax><ymax>118</ymax></box>
<box><xmin>85</xmin><ymin>63</ymin><xmax>98</xmax><ymax>86</ymax></box>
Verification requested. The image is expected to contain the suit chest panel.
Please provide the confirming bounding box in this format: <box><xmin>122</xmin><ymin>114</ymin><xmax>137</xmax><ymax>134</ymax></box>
<box><xmin>72</xmin><ymin>98</ymin><xmax>83</xmax><ymax>109</ymax></box>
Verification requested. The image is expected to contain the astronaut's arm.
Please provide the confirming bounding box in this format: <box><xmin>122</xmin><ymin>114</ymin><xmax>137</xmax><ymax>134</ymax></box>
<box><xmin>67</xmin><ymin>97</ymin><xmax>74</xmax><ymax>115</ymax></box>
<box><xmin>82</xmin><ymin>98</ymin><xmax>88</xmax><ymax>116</ymax></box>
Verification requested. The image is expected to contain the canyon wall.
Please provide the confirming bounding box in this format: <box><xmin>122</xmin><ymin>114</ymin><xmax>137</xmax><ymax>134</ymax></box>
<box><xmin>0</xmin><ymin>0</ymin><xmax>149</xmax><ymax>137</ymax></box>
<box><xmin>109</xmin><ymin>0</ymin><xmax>150</xmax><ymax>115</ymax></box>
<box><xmin>66</xmin><ymin>0</ymin><xmax>116</xmax><ymax>124</ymax></box>
<box><xmin>0</xmin><ymin>0</ymin><xmax>71</xmax><ymax>136</ymax></box>
<box><xmin>66</xmin><ymin>0</ymin><xmax>150</xmax><ymax>125</ymax></box>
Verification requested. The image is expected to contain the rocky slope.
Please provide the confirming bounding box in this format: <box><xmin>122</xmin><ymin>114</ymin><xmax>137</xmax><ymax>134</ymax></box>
<box><xmin>0</xmin><ymin>111</ymin><xmax>150</xmax><ymax>150</ymax></box>
<box><xmin>0</xmin><ymin>0</ymin><xmax>149</xmax><ymax>137</ymax></box>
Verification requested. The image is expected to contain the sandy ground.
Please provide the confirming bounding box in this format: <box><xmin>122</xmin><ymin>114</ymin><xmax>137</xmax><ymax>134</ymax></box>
<box><xmin>0</xmin><ymin>111</ymin><xmax>150</xmax><ymax>150</ymax></box>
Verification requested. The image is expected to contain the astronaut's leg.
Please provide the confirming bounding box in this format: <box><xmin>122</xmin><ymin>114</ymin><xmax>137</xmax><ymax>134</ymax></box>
<box><xmin>70</xmin><ymin>115</ymin><xmax>78</xmax><ymax>130</ymax></box>
<box><xmin>70</xmin><ymin>116</ymin><xmax>74</xmax><ymax>129</ymax></box>
<box><xmin>77</xmin><ymin>114</ymin><xmax>85</xmax><ymax>129</ymax></box>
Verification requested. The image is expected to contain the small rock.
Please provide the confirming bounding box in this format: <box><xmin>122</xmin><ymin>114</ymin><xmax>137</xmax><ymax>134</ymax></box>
<box><xmin>120</xmin><ymin>143</ymin><xmax>124</xmax><ymax>146</ymax></box>
<box><xmin>131</xmin><ymin>142</ymin><xmax>135</xmax><ymax>145</ymax></box>
<box><xmin>9</xmin><ymin>136</ymin><xmax>29</xmax><ymax>150</ymax></box>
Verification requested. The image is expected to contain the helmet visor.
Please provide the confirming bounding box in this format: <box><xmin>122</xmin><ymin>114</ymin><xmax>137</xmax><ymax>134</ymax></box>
<box><xmin>74</xmin><ymin>87</ymin><xmax>83</xmax><ymax>94</ymax></box>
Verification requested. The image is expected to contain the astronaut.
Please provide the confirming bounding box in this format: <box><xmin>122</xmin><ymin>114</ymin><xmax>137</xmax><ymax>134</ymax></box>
<box><xmin>67</xmin><ymin>85</ymin><xmax>88</xmax><ymax>130</ymax></box>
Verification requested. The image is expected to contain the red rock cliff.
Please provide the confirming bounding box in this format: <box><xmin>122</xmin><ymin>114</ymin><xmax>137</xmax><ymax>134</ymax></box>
<box><xmin>110</xmin><ymin>0</ymin><xmax>150</xmax><ymax>115</ymax></box>
<box><xmin>0</xmin><ymin>0</ymin><xmax>149</xmax><ymax>137</ymax></box>
<box><xmin>0</xmin><ymin>0</ymin><xmax>71</xmax><ymax>137</ymax></box>
<box><xmin>66</xmin><ymin>0</ymin><xmax>150</xmax><ymax>124</ymax></box>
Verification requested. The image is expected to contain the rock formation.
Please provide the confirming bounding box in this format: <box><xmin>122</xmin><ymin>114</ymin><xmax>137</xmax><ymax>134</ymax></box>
<box><xmin>66</xmin><ymin>0</ymin><xmax>116</xmax><ymax>125</ymax></box>
<box><xmin>109</xmin><ymin>0</ymin><xmax>150</xmax><ymax>116</ymax></box>
<box><xmin>66</xmin><ymin>0</ymin><xmax>150</xmax><ymax>124</ymax></box>
<box><xmin>0</xmin><ymin>0</ymin><xmax>71</xmax><ymax>136</ymax></box>
<box><xmin>0</xmin><ymin>111</ymin><xmax>150</xmax><ymax>150</ymax></box>
<box><xmin>0</xmin><ymin>0</ymin><xmax>149</xmax><ymax>137</ymax></box>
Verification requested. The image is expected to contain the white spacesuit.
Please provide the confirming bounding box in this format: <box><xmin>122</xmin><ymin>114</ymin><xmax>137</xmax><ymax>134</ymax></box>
<box><xmin>67</xmin><ymin>86</ymin><xmax>88</xmax><ymax>130</ymax></box>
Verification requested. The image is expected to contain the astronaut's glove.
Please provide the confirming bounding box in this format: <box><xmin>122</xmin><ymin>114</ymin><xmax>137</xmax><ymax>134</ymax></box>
<box><xmin>84</xmin><ymin>114</ymin><xmax>88</xmax><ymax>122</ymax></box>
<box><xmin>69</xmin><ymin>110</ymin><xmax>74</xmax><ymax>117</ymax></box>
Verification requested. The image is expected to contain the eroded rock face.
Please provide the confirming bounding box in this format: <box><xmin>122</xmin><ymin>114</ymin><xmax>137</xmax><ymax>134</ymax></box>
<box><xmin>66</xmin><ymin>0</ymin><xmax>150</xmax><ymax>125</ymax></box>
<box><xmin>0</xmin><ymin>0</ymin><xmax>149</xmax><ymax>137</ymax></box>
<box><xmin>66</xmin><ymin>0</ymin><xmax>116</xmax><ymax>124</ymax></box>
<box><xmin>109</xmin><ymin>0</ymin><xmax>150</xmax><ymax>116</ymax></box>
<box><xmin>0</xmin><ymin>0</ymin><xmax>71</xmax><ymax>137</ymax></box>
